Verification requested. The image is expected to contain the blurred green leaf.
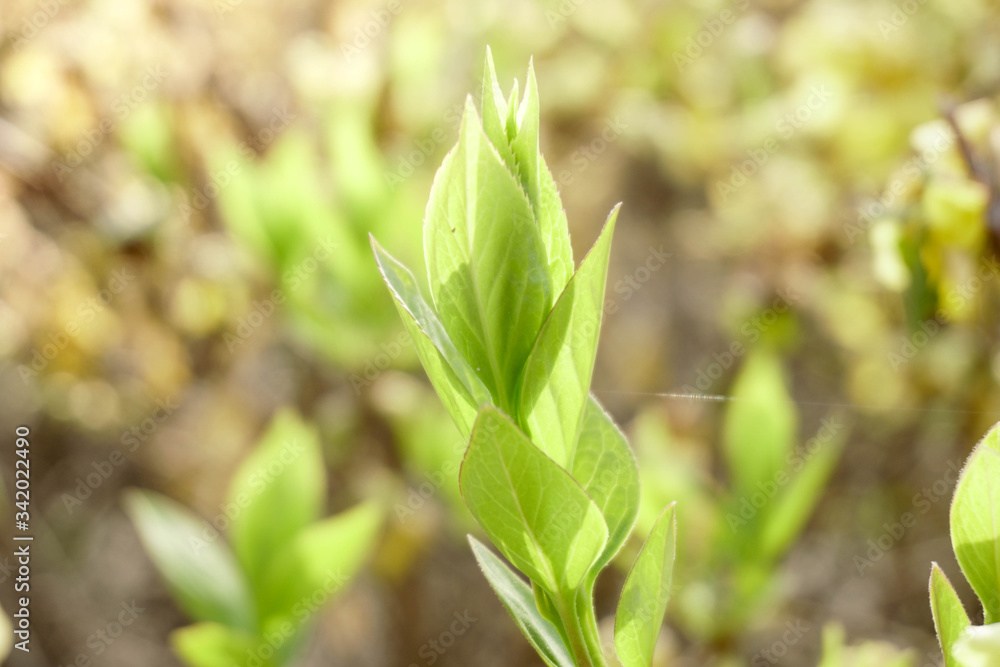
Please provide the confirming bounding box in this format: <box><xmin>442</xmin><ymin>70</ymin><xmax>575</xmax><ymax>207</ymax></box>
<box><xmin>124</xmin><ymin>490</ymin><xmax>255</xmax><ymax>631</ymax></box>
<box><xmin>757</xmin><ymin>419</ymin><xmax>844</xmax><ymax>561</ymax></box>
<box><xmin>118</xmin><ymin>102</ymin><xmax>180</xmax><ymax>183</ymax></box>
<box><xmin>227</xmin><ymin>410</ymin><xmax>325</xmax><ymax>597</ymax></box>
<box><xmin>923</xmin><ymin>179</ymin><xmax>988</xmax><ymax>250</ymax></box>
<box><xmin>722</xmin><ymin>350</ymin><xmax>798</xmax><ymax>497</ymax></box>
<box><xmin>460</xmin><ymin>406</ymin><xmax>608</xmax><ymax>595</ymax></box>
<box><xmin>469</xmin><ymin>536</ymin><xmax>575</xmax><ymax>667</ymax></box>
<box><xmin>953</xmin><ymin>623</ymin><xmax>1000</xmax><ymax>667</ymax></box>
<box><xmin>818</xmin><ymin>623</ymin><xmax>915</xmax><ymax>667</ymax></box>
<box><xmin>614</xmin><ymin>503</ymin><xmax>676</xmax><ymax>667</ymax></box>
<box><xmin>519</xmin><ymin>207</ymin><xmax>619</xmax><ymax>467</ymax></box>
<box><xmin>171</xmin><ymin>623</ymin><xmax>265</xmax><ymax>667</ymax></box>
<box><xmin>257</xmin><ymin>501</ymin><xmax>383</xmax><ymax>628</ymax></box>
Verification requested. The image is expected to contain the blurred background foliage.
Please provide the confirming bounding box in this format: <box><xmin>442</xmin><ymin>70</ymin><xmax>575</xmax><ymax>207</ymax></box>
<box><xmin>1</xmin><ymin>0</ymin><xmax>1000</xmax><ymax>665</ymax></box>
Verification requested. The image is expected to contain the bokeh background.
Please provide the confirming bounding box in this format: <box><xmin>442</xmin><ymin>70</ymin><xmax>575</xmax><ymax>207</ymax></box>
<box><xmin>2</xmin><ymin>0</ymin><xmax>1000</xmax><ymax>664</ymax></box>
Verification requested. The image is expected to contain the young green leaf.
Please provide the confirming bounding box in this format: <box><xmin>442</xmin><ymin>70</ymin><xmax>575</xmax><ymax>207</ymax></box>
<box><xmin>572</xmin><ymin>395</ymin><xmax>640</xmax><ymax>570</ymax></box>
<box><xmin>950</xmin><ymin>426</ymin><xmax>1000</xmax><ymax>624</ymax></box>
<box><xmin>505</xmin><ymin>79</ymin><xmax>520</xmax><ymax>142</ymax></box>
<box><xmin>227</xmin><ymin>410</ymin><xmax>325</xmax><ymax>594</ymax></box>
<box><xmin>423</xmin><ymin>98</ymin><xmax>552</xmax><ymax>410</ymax></box>
<box><xmin>929</xmin><ymin>563</ymin><xmax>972</xmax><ymax>667</ymax></box>
<box><xmin>469</xmin><ymin>536</ymin><xmax>576</xmax><ymax>667</ymax></box>
<box><xmin>171</xmin><ymin>623</ymin><xmax>265</xmax><ymax>667</ymax></box>
<box><xmin>614</xmin><ymin>503</ymin><xmax>676</xmax><ymax>667</ymax></box>
<box><xmin>817</xmin><ymin>623</ymin><xmax>917</xmax><ymax>667</ymax></box>
<box><xmin>371</xmin><ymin>236</ymin><xmax>493</xmax><ymax>436</ymax></box>
<box><xmin>519</xmin><ymin>206</ymin><xmax>620</xmax><ymax>468</ymax></box>
<box><xmin>510</xmin><ymin>60</ymin><xmax>540</xmax><ymax>216</ymax></box>
<box><xmin>952</xmin><ymin>623</ymin><xmax>1000</xmax><ymax>667</ymax></box>
<box><xmin>536</xmin><ymin>154</ymin><xmax>575</xmax><ymax>294</ymax></box>
<box><xmin>481</xmin><ymin>47</ymin><xmax>516</xmax><ymax>177</ymax></box>
<box><xmin>123</xmin><ymin>490</ymin><xmax>256</xmax><ymax>632</ymax></box>
<box><xmin>257</xmin><ymin>501</ymin><xmax>383</xmax><ymax>628</ymax></box>
<box><xmin>481</xmin><ymin>49</ymin><xmax>574</xmax><ymax>299</ymax></box>
<box><xmin>460</xmin><ymin>405</ymin><xmax>609</xmax><ymax>595</ymax></box>
<box><xmin>722</xmin><ymin>350</ymin><xmax>797</xmax><ymax>496</ymax></box>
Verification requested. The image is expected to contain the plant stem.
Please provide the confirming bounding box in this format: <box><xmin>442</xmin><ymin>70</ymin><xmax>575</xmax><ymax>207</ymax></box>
<box><xmin>576</xmin><ymin>585</ymin><xmax>609</xmax><ymax>667</ymax></box>
<box><xmin>554</xmin><ymin>590</ymin><xmax>606</xmax><ymax>667</ymax></box>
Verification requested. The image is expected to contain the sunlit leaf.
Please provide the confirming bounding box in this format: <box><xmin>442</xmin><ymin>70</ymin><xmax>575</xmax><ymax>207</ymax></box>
<box><xmin>929</xmin><ymin>563</ymin><xmax>972</xmax><ymax>667</ymax></box>
<box><xmin>470</xmin><ymin>536</ymin><xmax>575</xmax><ymax>667</ymax></box>
<box><xmin>615</xmin><ymin>504</ymin><xmax>676</xmax><ymax>667</ymax></box>
<box><xmin>460</xmin><ymin>406</ymin><xmax>608</xmax><ymax>595</ymax></box>
<box><xmin>572</xmin><ymin>395</ymin><xmax>640</xmax><ymax>570</ymax></box>
<box><xmin>950</xmin><ymin>425</ymin><xmax>1000</xmax><ymax>624</ymax></box>
<box><xmin>520</xmin><ymin>207</ymin><xmax>619</xmax><ymax>467</ymax></box>
<box><xmin>372</xmin><ymin>236</ymin><xmax>493</xmax><ymax>436</ymax></box>
<box><xmin>423</xmin><ymin>99</ymin><xmax>552</xmax><ymax>411</ymax></box>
